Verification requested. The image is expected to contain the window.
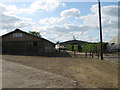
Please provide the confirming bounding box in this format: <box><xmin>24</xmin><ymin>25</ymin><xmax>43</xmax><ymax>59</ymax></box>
<box><xmin>33</xmin><ymin>42</ymin><xmax>38</xmax><ymax>46</ymax></box>
<box><xmin>13</xmin><ymin>33</ymin><xmax>22</xmax><ymax>37</ymax></box>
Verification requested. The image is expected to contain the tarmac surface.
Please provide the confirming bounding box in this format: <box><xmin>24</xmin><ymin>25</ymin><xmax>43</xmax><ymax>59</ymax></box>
<box><xmin>2</xmin><ymin>60</ymin><xmax>77</xmax><ymax>88</ymax></box>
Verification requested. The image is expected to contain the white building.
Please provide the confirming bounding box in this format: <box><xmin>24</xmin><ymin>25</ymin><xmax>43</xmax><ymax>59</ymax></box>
<box><xmin>108</xmin><ymin>34</ymin><xmax>120</xmax><ymax>51</ymax></box>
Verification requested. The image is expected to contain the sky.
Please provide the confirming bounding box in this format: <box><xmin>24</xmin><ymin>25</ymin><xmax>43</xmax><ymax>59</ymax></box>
<box><xmin>0</xmin><ymin>0</ymin><xmax>119</xmax><ymax>43</ymax></box>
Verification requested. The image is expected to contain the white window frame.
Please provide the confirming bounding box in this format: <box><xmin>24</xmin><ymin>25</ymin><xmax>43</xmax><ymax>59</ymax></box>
<box><xmin>13</xmin><ymin>33</ymin><xmax>22</xmax><ymax>37</ymax></box>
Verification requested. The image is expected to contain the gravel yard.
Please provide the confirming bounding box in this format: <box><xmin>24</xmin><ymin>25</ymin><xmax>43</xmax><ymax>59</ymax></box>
<box><xmin>2</xmin><ymin>55</ymin><xmax>119</xmax><ymax>88</ymax></box>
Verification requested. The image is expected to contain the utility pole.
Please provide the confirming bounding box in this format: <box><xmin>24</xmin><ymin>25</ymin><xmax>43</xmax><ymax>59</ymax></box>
<box><xmin>72</xmin><ymin>35</ymin><xmax>76</xmax><ymax>57</ymax></box>
<box><xmin>98</xmin><ymin>0</ymin><xmax>103</xmax><ymax>60</ymax></box>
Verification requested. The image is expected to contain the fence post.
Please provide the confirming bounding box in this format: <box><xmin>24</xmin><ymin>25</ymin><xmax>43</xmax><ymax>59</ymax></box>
<box><xmin>85</xmin><ymin>50</ymin><xmax>87</xmax><ymax>57</ymax></box>
<box><xmin>92</xmin><ymin>51</ymin><xmax>94</xmax><ymax>58</ymax></box>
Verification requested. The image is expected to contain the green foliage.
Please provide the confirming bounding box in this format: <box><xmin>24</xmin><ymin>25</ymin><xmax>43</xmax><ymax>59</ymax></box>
<box><xmin>66</xmin><ymin>45</ymin><xmax>73</xmax><ymax>51</ymax></box>
<box><xmin>97</xmin><ymin>42</ymin><xmax>108</xmax><ymax>53</ymax></box>
<box><xmin>66</xmin><ymin>42</ymin><xmax>108</xmax><ymax>53</ymax></box>
<box><xmin>29</xmin><ymin>31</ymin><xmax>42</xmax><ymax>37</ymax></box>
<box><xmin>82</xmin><ymin>44</ymin><xmax>91</xmax><ymax>52</ymax></box>
<box><xmin>66</xmin><ymin>44</ymin><xmax>82</xmax><ymax>51</ymax></box>
<box><xmin>91</xmin><ymin>44</ymin><xmax>98</xmax><ymax>53</ymax></box>
<box><xmin>82</xmin><ymin>42</ymin><xmax>108</xmax><ymax>53</ymax></box>
<box><xmin>74</xmin><ymin>45</ymin><xmax>78</xmax><ymax>51</ymax></box>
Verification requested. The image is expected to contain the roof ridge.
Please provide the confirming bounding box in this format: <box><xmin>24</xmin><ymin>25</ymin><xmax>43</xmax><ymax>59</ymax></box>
<box><xmin>2</xmin><ymin>28</ymin><xmax>55</xmax><ymax>44</ymax></box>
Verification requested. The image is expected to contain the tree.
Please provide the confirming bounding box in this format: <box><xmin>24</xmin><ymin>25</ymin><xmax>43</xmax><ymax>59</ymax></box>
<box><xmin>29</xmin><ymin>31</ymin><xmax>42</xmax><ymax>38</ymax></box>
<box><xmin>82</xmin><ymin>44</ymin><xmax>91</xmax><ymax>52</ymax></box>
<box><xmin>82</xmin><ymin>43</ymin><xmax>98</xmax><ymax>57</ymax></box>
<box><xmin>82</xmin><ymin>42</ymin><xmax>108</xmax><ymax>58</ymax></box>
<box><xmin>97</xmin><ymin>42</ymin><xmax>108</xmax><ymax>54</ymax></box>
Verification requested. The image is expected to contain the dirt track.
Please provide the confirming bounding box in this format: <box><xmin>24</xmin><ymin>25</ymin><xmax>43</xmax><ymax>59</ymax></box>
<box><xmin>2</xmin><ymin>59</ymin><xmax>78</xmax><ymax>88</ymax></box>
<box><xmin>2</xmin><ymin>55</ymin><xmax>119</xmax><ymax>88</ymax></box>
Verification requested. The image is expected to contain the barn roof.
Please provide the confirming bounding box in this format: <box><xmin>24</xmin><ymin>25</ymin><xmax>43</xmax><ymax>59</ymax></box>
<box><xmin>2</xmin><ymin>29</ymin><xmax>55</xmax><ymax>45</ymax></box>
<box><xmin>60</xmin><ymin>39</ymin><xmax>89</xmax><ymax>45</ymax></box>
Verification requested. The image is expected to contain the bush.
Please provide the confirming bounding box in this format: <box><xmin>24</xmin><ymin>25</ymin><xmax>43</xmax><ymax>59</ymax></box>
<box><xmin>66</xmin><ymin>44</ymin><xmax>82</xmax><ymax>51</ymax></box>
<box><xmin>66</xmin><ymin>45</ymin><xmax>73</xmax><ymax>51</ymax></box>
<box><xmin>82</xmin><ymin>42</ymin><xmax>108</xmax><ymax>54</ymax></box>
<box><xmin>74</xmin><ymin>45</ymin><xmax>78</xmax><ymax>51</ymax></box>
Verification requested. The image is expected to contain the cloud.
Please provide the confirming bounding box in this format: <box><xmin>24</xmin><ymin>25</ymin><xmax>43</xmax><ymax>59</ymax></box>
<box><xmin>0</xmin><ymin>30</ymin><xmax>7</xmax><ymax>36</ymax></box>
<box><xmin>0</xmin><ymin>2</ymin><xmax>38</xmax><ymax>33</ymax></box>
<box><xmin>39</xmin><ymin>4</ymin><xmax>118</xmax><ymax>42</ymax></box>
<box><xmin>39</xmin><ymin>24</ymin><xmax>92</xmax><ymax>33</ymax></box>
<box><xmin>90</xmin><ymin>4</ymin><xmax>98</xmax><ymax>13</ymax></box>
<box><xmin>60</xmin><ymin>8</ymin><xmax>80</xmax><ymax>18</ymax></box>
<box><xmin>0</xmin><ymin>3</ymin><xmax>23</xmax><ymax>15</ymax></box>
<box><xmin>1</xmin><ymin>13</ymin><xmax>35</xmax><ymax>32</ymax></box>
<box><xmin>39</xmin><ymin>8</ymin><xmax>81</xmax><ymax>25</ymax></box>
<box><xmin>1</xmin><ymin>14</ymin><xmax>20</xmax><ymax>24</ymax></box>
<box><xmin>80</xmin><ymin>4</ymin><xmax>118</xmax><ymax>31</ymax></box>
<box><xmin>89</xmin><ymin>5</ymin><xmax>118</xmax><ymax>41</ymax></box>
<box><xmin>80</xmin><ymin>14</ymin><xmax>99</xmax><ymax>28</ymax></box>
<box><xmin>91</xmin><ymin>4</ymin><xmax>118</xmax><ymax>17</ymax></box>
<box><xmin>0</xmin><ymin>2</ymin><xmax>118</xmax><ymax>42</ymax></box>
<box><xmin>39</xmin><ymin>17</ymin><xmax>66</xmax><ymax>25</ymax></box>
<box><xmin>0</xmin><ymin>0</ymin><xmax>65</xmax><ymax>15</ymax></box>
<box><xmin>35</xmin><ymin>24</ymin><xmax>95</xmax><ymax>42</ymax></box>
<box><xmin>102</xmin><ymin>5</ymin><xmax>118</xmax><ymax>30</ymax></box>
<box><xmin>30</xmin><ymin>0</ymin><xmax>65</xmax><ymax>12</ymax></box>
<box><xmin>102</xmin><ymin>5</ymin><xmax>118</xmax><ymax>17</ymax></box>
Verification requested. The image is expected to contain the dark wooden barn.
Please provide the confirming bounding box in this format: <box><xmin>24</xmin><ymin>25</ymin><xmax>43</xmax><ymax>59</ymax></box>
<box><xmin>2</xmin><ymin>29</ymin><xmax>55</xmax><ymax>55</ymax></box>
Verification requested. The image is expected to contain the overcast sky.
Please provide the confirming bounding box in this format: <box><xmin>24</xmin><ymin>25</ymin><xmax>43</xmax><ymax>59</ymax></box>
<box><xmin>0</xmin><ymin>0</ymin><xmax>119</xmax><ymax>43</ymax></box>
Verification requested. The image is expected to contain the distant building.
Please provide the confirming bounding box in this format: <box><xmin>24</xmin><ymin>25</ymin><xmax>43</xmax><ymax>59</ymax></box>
<box><xmin>2</xmin><ymin>29</ymin><xmax>55</xmax><ymax>55</ymax></box>
<box><xmin>55</xmin><ymin>42</ymin><xmax>66</xmax><ymax>52</ymax></box>
<box><xmin>108</xmin><ymin>34</ymin><xmax>120</xmax><ymax>52</ymax></box>
<box><xmin>58</xmin><ymin>40</ymin><xmax>89</xmax><ymax>52</ymax></box>
<box><xmin>60</xmin><ymin>40</ymin><xmax>89</xmax><ymax>47</ymax></box>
